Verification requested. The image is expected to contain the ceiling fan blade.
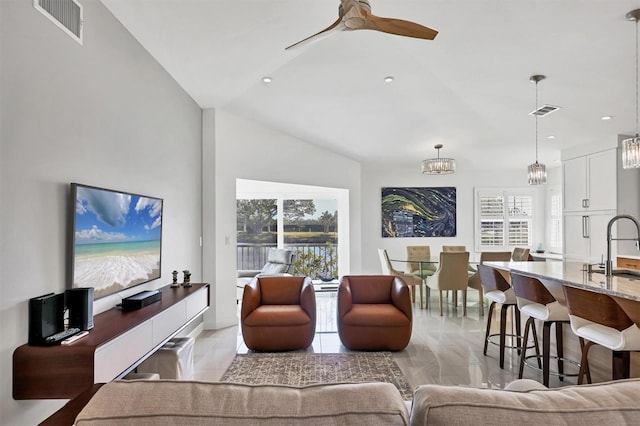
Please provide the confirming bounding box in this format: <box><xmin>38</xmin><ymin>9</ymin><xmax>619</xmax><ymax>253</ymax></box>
<box><xmin>285</xmin><ymin>16</ymin><xmax>345</xmax><ymax>50</ymax></box>
<box><xmin>363</xmin><ymin>14</ymin><xmax>438</xmax><ymax>40</ymax></box>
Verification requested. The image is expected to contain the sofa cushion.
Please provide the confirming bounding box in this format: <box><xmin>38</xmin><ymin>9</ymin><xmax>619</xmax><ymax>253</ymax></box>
<box><xmin>342</xmin><ymin>304</ymin><xmax>410</xmax><ymax>327</ymax></box>
<box><xmin>74</xmin><ymin>381</ymin><xmax>409</xmax><ymax>425</ymax></box>
<box><xmin>243</xmin><ymin>305</ymin><xmax>311</xmax><ymax>326</ymax></box>
<box><xmin>410</xmin><ymin>378</ymin><xmax>640</xmax><ymax>426</ymax></box>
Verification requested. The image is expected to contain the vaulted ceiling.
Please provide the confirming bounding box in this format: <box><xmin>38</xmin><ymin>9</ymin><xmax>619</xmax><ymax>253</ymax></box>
<box><xmin>101</xmin><ymin>0</ymin><xmax>640</xmax><ymax>171</ymax></box>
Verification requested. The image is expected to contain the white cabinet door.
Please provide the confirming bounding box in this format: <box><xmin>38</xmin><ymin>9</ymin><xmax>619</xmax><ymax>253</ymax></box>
<box><xmin>563</xmin><ymin>213</ymin><xmax>589</xmax><ymax>261</ymax></box>
<box><xmin>563</xmin><ymin>157</ymin><xmax>587</xmax><ymax>212</ymax></box>
<box><xmin>563</xmin><ymin>211</ymin><xmax>616</xmax><ymax>262</ymax></box>
<box><xmin>563</xmin><ymin>149</ymin><xmax>617</xmax><ymax>213</ymax></box>
<box><xmin>587</xmin><ymin>149</ymin><xmax>617</xmax><ymax>211</ymax></box>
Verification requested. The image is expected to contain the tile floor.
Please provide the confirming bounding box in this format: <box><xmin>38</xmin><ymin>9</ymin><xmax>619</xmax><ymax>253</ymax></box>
<box><xmin>193</xmin><ymin>290</ymin><xmax>582</xmax><ymax>389</ymax></box>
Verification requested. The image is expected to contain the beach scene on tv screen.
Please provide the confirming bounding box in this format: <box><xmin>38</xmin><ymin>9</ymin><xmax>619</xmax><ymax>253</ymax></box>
<box><xmin>73</xmin><ymin>185</ymin><xmax>162</xmax><ymax>299</ymax></box>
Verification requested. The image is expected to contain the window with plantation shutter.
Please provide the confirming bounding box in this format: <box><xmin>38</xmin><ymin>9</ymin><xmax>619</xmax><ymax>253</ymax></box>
<box><xmin>508</xmin><ymin>195</ymin><xmax>532</xmax><ymax>245</ymax></box>
<box><xmin>475</xmin><ymin>189</ymin><xmax>535</xmax><ymax>251</ymax></box>
<box><xmin>479</xmin><ymin>196</ymin><xmax>504</xmax><ymax>247</ymax></box>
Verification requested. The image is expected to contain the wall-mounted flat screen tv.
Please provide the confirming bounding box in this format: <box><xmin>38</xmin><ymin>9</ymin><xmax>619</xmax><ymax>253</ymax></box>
<box><xmin>70</xmin><ymin>183</ymin><xmax>163</xmax><ymax>299</ymax></box>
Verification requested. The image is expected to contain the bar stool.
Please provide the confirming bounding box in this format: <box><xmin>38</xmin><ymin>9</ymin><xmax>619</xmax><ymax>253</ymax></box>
<box><xmin>563</xmin><ymin>285</ymin><xmax>640</xmax><ymax>383</ymax></box>
<box><xmin>511</xmin><ymin>273</ymin><xmax>579</xmax><ymax>387</ymax></box>
<box><xmin>467</xmin><ymin>252</ymin><xmax>511</xmax><ymax>316</ymax></box>
<box><xmin>478</xmin><ymin>265</ymin><xmax>521</xmax><ymax>369</ymax></box>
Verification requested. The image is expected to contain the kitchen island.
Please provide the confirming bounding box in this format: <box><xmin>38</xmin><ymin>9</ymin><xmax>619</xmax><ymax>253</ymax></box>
<box><xmin>485</xmin><ymin>261</ymin><xmax>640</xmax><ymax>325</ymax></box>
<box><xmin>484</xmin><ymin>260</ymin><xmax>640</xmax><ymax>381</ymax></box>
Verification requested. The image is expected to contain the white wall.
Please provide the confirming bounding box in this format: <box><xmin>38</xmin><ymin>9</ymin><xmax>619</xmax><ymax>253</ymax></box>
<box><xmin>0</xmin><ymin>1</ymin><xmax>202</xmax><ymax>424</ymax></box>
<box><xmin>203</xmin><ymin>109</ymin><xmax>362</xmax><ymax>329</ymax></box>
<box><xmin>360</xmin><ymin>164</ymin><xmax>560</xmax><ymax>274</ymax></box>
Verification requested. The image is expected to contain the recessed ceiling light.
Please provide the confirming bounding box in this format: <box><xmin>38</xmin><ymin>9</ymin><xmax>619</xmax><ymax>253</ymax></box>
<box><xmin>547</xmin><ymin>135</ymin><xmax>556</xmax><ymax>139</ymax></box>
<box><xmin>262</xmin><ymin>76</ymin><xmax>272</xmax><ymax>84</ymax></box>
<box><xmin>384</xmin><ymin>76</ymin><xmax>394</xmax><ymax>83</ymax></box>
<box><xmin>601</xmin><ymin>115</ymin><xmax>612</xmax><ymax>120</ymax></box>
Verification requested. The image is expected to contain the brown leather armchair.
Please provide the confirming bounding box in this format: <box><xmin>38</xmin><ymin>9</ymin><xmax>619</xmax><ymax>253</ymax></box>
<box><xmin>337</xmin><ymin>275</ymin><xmax>412</xmax><ymax>351</ymax></box>
<box><xmin>241</xmin><ymin>276</ymin><xmax>316</xmax><ymax>351</ymax></box>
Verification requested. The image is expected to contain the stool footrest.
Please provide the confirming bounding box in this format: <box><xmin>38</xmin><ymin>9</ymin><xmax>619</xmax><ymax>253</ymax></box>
<box><xmin>486</xmin><ymin>333</ymin><xmax>527</xmax><ymax>351</ymax></box>
<box><xmin>522</xmin><ymin>354</ymin><xmax>582</xmax><ymax>378</ymax></box>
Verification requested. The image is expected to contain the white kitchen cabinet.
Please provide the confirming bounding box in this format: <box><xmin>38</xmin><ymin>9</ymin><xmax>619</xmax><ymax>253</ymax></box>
<box><xmin>563</xmin><ymin>149</ymin><xmax>617</xmax><ymax>213</ymax></box>
<box><xmin>563</xmin><ymin>211</ymin><xmax>616</xmax><ymax>263</ymax></box>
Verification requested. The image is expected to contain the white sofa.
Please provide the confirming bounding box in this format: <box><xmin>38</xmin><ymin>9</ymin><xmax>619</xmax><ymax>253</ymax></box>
<box><xmin>46</xmin><ymin>378</ymin><xmax>640</xmax><ymax>425</ymax></box>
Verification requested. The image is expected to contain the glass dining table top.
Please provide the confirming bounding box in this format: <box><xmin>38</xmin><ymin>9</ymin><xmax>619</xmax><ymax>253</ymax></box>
<box><xmin>390</xmin><ymin>256</ymin><xmax>480</xmax><ymax>265</ymax></box>
<box><xmin>390</xmin><ymin>256</ymin><xmax>440</xmax><ymax>264</ymax></box>
<box><xmin>389</xmin><ymin>256</ymin><xmax>479</xmax><ymax>278</ymax></box>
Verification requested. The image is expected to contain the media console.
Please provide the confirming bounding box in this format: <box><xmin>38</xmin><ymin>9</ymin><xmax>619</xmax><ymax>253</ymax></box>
<box><xmin>13</xmin><ymin>283</ymin><xmax>209</xmax><ymax>400</ymax></box>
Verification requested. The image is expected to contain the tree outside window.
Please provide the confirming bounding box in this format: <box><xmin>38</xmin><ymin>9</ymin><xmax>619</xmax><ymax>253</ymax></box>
<box><xmin>284</xmin><ymin>199</ymin><xmax>338</xmax><ymax>280</ymax></box>
<box><xmin>236</xmin><ymin>198</ymin><xmax>338</xmax><ymax>279</ymax></box>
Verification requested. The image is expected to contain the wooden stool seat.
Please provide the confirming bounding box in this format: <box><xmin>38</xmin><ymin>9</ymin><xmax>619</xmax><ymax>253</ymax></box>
<box><xmin>564</xmin><ymin>285</ymin><xmax>640</xmax><ymax>383</ymax></box>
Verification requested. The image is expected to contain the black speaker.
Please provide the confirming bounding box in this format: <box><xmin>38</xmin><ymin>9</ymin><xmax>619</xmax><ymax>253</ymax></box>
<box><xmin>66</xmin><ymin>287</ymin><xmax>94</xmax><ymax>330</ymax></box>
<box><xmin>29</xmin><ymin>293</ymin><xmax>65</xmax><ymax>345</ymax></box>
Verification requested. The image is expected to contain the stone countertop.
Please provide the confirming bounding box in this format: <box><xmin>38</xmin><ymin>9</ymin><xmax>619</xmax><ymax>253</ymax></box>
<box><xmin>529</xmin><ymin>252</ymin><xmax>563</xmax><ymax>260</ymax></box>
<box><xmin>484</xmin><ymin>261</ymin><xmax>640</xmax><ymax>302</ymax></box>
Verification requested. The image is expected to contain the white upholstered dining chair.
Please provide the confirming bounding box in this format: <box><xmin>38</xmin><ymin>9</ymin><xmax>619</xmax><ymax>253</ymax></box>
<box><xmin>426</xmin><ymin>251</ymin><xmax>470</xmax><ymax>316</ymax></box>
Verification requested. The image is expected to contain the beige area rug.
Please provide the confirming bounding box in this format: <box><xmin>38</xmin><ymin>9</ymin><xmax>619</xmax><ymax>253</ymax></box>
<box><xmin>220</xmin><ymin>352</ymin><xmax>413</xmax><ymax>400</ymax></box>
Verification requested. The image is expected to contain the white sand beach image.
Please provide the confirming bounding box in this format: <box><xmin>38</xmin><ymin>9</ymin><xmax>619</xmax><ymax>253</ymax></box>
<box><xmin>72</xmin><ymin>184</ymin><xmax>163</xmax><ymax>298</ymax></box>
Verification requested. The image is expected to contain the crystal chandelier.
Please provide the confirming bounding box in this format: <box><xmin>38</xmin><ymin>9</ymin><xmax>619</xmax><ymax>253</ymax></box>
<box><xmin>527</xmin><ymin>75</ymin><xmax>547</xmax><ymax>185</ymax></box>
<box><xmin>623</xmin><ymin>9</ymin><xmax>640</xmax><ymax>169</ymax></box>
<box><xmin>422</xmin><ymin>144</ymin><xmax>456</xmax><ymax>174</ymax></box>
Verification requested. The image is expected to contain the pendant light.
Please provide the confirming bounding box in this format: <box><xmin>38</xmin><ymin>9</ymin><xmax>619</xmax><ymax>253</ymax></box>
<box><xmin>422</xmin><ymin>144</ymin><xmax>456</xmax><ymax>174</ymax></box>
<box><xmin>623</xmin><ymin>9</ymin><xmax>640</xmax><ymax>169</ymax></box>
<box><xmin>527</xmin><ymin>75</ymin><xmax>547</xmax><ymax>185</ymax></box>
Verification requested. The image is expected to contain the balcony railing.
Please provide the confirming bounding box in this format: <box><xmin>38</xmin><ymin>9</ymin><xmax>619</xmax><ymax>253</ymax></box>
<box><xmin>237</xmin><ymin>243</ymin><xmax>338</xmax><ymax>278</ymax></box>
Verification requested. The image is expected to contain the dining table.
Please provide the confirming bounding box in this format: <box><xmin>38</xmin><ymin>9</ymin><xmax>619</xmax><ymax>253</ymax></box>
<box><xmin>390</xmin><ymin>256</ymin><xmax>480</xmax><ymax>310</ymax></box>
<box><xmin>390</xmin><ymin>256</ymin><xmax>480</xmax><ymax>272</ymax></box>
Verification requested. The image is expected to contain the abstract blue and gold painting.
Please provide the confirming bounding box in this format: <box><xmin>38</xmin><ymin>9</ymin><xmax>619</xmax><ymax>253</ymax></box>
<box><xmin>381</xmin><ymin>187</ymin><xmax>456</xmax><ymax>237</ymax></box>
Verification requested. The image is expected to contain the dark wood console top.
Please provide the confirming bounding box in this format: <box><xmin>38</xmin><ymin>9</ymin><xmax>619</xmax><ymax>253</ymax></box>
<box><xmin>40</xmin><ymin>384</ymin><xmax>104</xmax><ymax>426</ymax></box>
<box><xmin>80</xmin><ymin>284</ymin><xmax>208</xmax><ymax>347</ymax></box>
<box><xmin>14</xmin><ymin>284</ymin><xmax>209</xmax><ymax>400</ymax></box>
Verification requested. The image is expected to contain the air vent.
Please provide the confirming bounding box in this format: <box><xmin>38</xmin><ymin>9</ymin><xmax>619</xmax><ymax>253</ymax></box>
<box><xmin>34</xmin><ymin>0</ymin><xmax>83</xmax><ymax>45</ymax></box>
<box><xmin>529</xmin><ymin>104</ymin><xmax>560</xmax><ymax>117</ymax></box>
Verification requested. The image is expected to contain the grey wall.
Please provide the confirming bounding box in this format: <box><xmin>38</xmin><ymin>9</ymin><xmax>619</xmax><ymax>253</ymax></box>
<box><xmin>0</xmin><ymin>1</ymin><xmax>202</xmax><ymax>424</ymax></box>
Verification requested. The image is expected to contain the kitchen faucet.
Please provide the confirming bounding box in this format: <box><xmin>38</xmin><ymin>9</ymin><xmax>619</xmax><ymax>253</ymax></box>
<box><xmin>605</xmin><ymin>214</ymin><xmax>640</xmax><ymax>277</ymax></box>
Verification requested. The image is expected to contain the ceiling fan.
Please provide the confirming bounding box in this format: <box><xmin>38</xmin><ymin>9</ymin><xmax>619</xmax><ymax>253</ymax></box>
<box><xmin>286</xmin><ymin>0</ymin><xmax>438</xmax><ymax>50</ymax></box>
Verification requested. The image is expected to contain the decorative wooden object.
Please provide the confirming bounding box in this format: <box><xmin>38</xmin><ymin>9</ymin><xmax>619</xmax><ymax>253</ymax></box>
<box><xmin>617</xmin><ymin>257</ymin><xmax>640</xmax><ymax>271</ymax></box>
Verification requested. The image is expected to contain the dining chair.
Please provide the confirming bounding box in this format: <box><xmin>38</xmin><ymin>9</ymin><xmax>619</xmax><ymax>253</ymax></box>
<box><xmin>378</xmin><ymin>249</ymin><xmax>424</xmax><ymax>308</ymax></box>
<box><xmin>442</xmin><ymin>245</ymin><xmax>466</xmax><ymax>252</ymax></box>
<box><xmin>406</xmin><ymin>246</ymin><xmax>437</xmax><ymax>279</ymax></box>
<box><xmin>442</xmin><ymin>245</ymin><xmax>475</xmax><ymax>276</ymax></box>
<box><xmin>467</xmin><ymin>252</ymin><xmax>511</xmax><ymax>316</ymax></box>
<box><xmin>426</xmin><ymin>251</ymin><xmax>470</xmax><ymax>316</ymax></box>
<box><xmin>512</xmin><ymin>247</ymin><xmax>531</xmax><ymax>261</ymax></box>
<box><xmin>478</xmin><ymin>265</ymin><xmax>522</xmax><ymax>369</ymax></box>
